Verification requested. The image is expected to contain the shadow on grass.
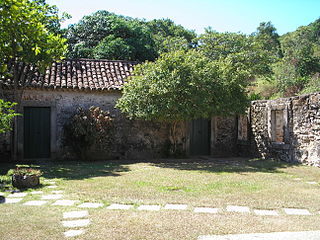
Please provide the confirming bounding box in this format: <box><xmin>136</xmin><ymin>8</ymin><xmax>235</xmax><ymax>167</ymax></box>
<box><xmin>149</xmin><ymin>157</ymin><xmax>299</xmax><ymax>174</ymax></box>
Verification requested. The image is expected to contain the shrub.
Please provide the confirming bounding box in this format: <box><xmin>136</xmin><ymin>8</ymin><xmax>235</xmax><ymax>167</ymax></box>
<box><xmin>64</xmin><ymin>106</ymin><xmax>113</xmax><ymax>160</ymax></box>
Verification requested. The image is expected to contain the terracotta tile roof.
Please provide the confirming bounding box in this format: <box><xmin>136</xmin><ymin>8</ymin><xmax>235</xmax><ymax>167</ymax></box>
<box><xmin>14</xmin><ymin>59</ymin><xmax>137</xmax><ymax>91</ymax></box>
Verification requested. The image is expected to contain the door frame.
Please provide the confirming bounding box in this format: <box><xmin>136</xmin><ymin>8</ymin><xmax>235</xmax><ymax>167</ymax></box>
<box><xmin>15</xmin><ymin>100</ymin><xmax>57</xmax><ymax>161</ymax></box>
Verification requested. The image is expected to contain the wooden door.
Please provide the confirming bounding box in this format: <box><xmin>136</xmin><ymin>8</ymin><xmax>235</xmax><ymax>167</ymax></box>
<box><xmin>190</xmin><ymin>119</ymin><xmax>210</xmax><ymax>155</ymax></box>
<box><xmin>24</xmin><ymin>107</ymin><xmax>51</xmax><ymax>158</ymax></box>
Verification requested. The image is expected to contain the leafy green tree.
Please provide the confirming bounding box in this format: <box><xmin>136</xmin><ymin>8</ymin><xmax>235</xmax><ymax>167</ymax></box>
<box><xmin>0</xmin><ymin>0</ymin><xmax>68</xmax><ymax>102</ymax></box>
<box><xmin>198</xmin><ymin>29</ymin><xmax>274</xmax><ymax>78</ymax></box>
<box><xmin>116</xmin><ymin>50</ymin><xmax>249</xmax><ymax>152</ymax></box>
<box><xmin>252</xmin><ymin>21</ymin><xmax>282</xmax><ymax>58</ymax></box>
<box><xmin>0</xmin><ymin>99</ymin><xmax>19</xmax><ymax>134</ymax></box>
<box><xmin>66</xmin><ymin>11</ymin><xmax>157</xmax><ymax>61</ymax></box>
<box><xmin>146</xmin><ymin>19</ymin><xmax>196</xmax><ymax>54</ymax></box>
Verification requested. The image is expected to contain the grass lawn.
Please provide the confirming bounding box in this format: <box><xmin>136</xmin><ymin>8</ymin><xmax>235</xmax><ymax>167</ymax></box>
<box><xmin>1</xmin><ymin>157</ymin><xmax>320</xmax><ymax>239</ymax></box>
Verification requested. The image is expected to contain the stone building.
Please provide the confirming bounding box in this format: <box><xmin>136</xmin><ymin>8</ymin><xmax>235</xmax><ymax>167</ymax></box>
<box><xmin>238</xmin><ymin>92</ymin><xmax>320</xmax><ymax>167</ymax></box>
<box><xmin>1</xmin><ymin>59</ymin><xmax>319</xmax><ymax>166</ymax></box>
<box><xmin>0</xmin><ymin>59</ymin><xmax>237</xmax><ymax>161</ymax></box>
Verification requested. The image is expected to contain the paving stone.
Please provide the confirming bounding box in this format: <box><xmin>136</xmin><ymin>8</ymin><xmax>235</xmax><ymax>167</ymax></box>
<box><xmin>198</xmin><ymin>231</ymin><xmax>320</xmax><ymax>240</ymax></box>
<box><xmin>47</xmin><ymin>185</ymin><xmax>58</xmax><ymax>189</ymax></box>
<box><xmin>106</xmin><ymin>204</ymin><xmax>134</xmax><ymax>210</ymax></box>
<box><xmin>194</xmin><ymin>207</ymin><xmax>219</xmax><ymax>214</ymax></box>
<box><xmin>226</xmin><ymin>205</ymin><xmax>250</xmax><ymax>213</ymax></box>
<box><xmin>253</xmin><ymin>209</ymin><xmax>279</xmax><ymax>216</ymax></box>
<box><xmin>52</xmin><ymin>200</ymin><xmax>77</xmax><ymax>206</ymax></box>
<box><xmin>137</xmin><ymin>205</ymin><xmax>161</xmax><ymax>211</ymax></box>
<box><xmin>62</xmin><ymin>219</ymin><xmax>90</xmax><ymax>228</ymax></box>
<box><xmin>24</xmin><ymin>200</ymin><xmax>47</xmax><ymax>206</ymax></box>
<box><xmin>63</xmin><ymin>211</ymin><xmax>89</xmax><ymax>219</ymax></box>
<box><xmin>5</xmin><ymin>198</ymin><xmax>23</xmax><ymax>203</ymax></box>
<box><xmin>30</xmin><ymin>191</ymin><xmax>43</xmax><ymax>194</ymax></box>
<box><xmin>7</xmin><ymin>193</ymin><xmax>27</xmax><ymax>198</ymax></box>
<box><xmin>52</xmin><ymin>190</ymin><xmax>63</xmax><ymax>194</ymax></box>
<box><xmin>306</xmin><ymin>181</ymin><xmax>317</xmax><ymax>185</ymax></box>
<box><xmin>47</xmin><ymin>181</ymin><xmax>56</xmax><ymax>184</ymax></box>
<box><xmin>283</xmin><ymin>208</ymin><xmax>311</xmax><ymax>215</ymax></box>
<box><xmin>41</xmin><ymin>194</ymin><xmax>63</xmax><ymax>200</ymax></box>
<box><xmin>164</xmin><ymin>204</ymin><xmax>188</xmax><ymax>210</ymax></box>
<box><xmin>78</xmin><ymin>202</ymin><xmax>103</xmax><ymax>208</ymax></box>
<box><xmin>64</xmin><ymin>229</ymin><xmax>85</xmax><ymax>237</ymax></box>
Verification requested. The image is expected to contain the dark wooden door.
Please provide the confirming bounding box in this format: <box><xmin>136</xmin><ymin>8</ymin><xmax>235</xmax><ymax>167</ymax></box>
<box><xmin>24</xmin><ymin>107</ymin><xmax>51</xmax><ymax>158</ymax></box>
<box><xmin>190</xmin><ymin>119</ymin><xmax>210</xmax><ymax>155</ymax></box>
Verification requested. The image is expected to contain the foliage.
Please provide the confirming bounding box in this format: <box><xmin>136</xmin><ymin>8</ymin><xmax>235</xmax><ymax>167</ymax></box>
<box><xmin>64</xmin><ymin>106</ymin><xmax>113</xmax><ymax>160</ymax></box>
<box><xmin>146</xmin><ymin>19</ymin><xmax>196</xmax><ymax>54</ymax></box>
<box><xmin>0</xmin><ymin>0</ymin><xmax>68</xmax><ymax>74</ymax></box>
<box><xmin>252</xmin><ymin>21</ymin><xmax>282</xmax><ymax>58</ymax></box>
<box><xmin>198</xmin><ymin>29</ymin><xmax>274</xmax><ymax>78</ymax></box>
<box><xmin>0</xmin><ymin>99</ymin><xmax>19</xmax><ymax>133</ymax></box>
<box><xmin>66</xmin><ymin>11</ymin><xmax>157</xmax><ymax>61</ymax></box>
<box><xmin>117</xmin><ymin>49</ymin><xmax>249</xmax><ymax>122</ymax></box>
<box><xmin>8</xmin><ymin>167</ymin><xmax>42</xmax><ymax>177</ymax></box>
<box><xmin>65</xmin><ymin>11</ymin><xmax>196</xmax><ymax>61</ymax></box>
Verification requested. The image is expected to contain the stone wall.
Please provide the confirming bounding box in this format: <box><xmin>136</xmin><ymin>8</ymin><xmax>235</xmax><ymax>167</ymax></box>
<box><xmin>3</xmin><ymin>89</ymin><xmax>170</xmax><ymax>161</ymax></box>
<box><xmin>249</xmin><ymin>92</ymin><xmax>320</xmax><ymax>166</ymax></box>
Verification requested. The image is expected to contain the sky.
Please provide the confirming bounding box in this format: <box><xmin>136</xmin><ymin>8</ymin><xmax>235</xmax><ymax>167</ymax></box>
<box><xmin>47</xmin><ymin>0</ymin><xmax>320</xmax><ymax>35</ymax></box>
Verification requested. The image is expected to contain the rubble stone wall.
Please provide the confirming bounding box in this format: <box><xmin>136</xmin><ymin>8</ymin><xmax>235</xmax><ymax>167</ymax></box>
<box><xmin>249</xmin><ymin>92</ymin><xmax>320</xmax><ymax>166</ymax></box>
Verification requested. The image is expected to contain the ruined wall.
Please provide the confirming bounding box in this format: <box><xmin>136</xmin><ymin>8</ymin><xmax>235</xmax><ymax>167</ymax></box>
<box><xmin>11</xmin><ymin>89</ymin><xmax>170</xmax><ymax>160</ymax></box>
<box><xmin>250</xmin><ymin>92</ymin><xmax>320</xmax><ymax>166</ymax></box>
<box><xmin>211</xmin><ymin>116</ymin><xmax>238</xmax><ymax>156</ymax></box>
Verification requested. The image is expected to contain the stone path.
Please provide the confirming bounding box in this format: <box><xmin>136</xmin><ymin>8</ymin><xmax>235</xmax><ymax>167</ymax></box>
<box><xmin>198</xmin><ymin>231</ymin><xmax>320</xmax><ymax>240</ymax></box>
<box><xmin>1</xmin><ymin>177</ymin><xmax>319</xmax><ymax>238</ymax></box>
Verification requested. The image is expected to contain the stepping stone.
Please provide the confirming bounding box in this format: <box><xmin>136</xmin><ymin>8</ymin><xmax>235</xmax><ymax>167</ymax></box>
<box><xmin>64</xmin><ymin>229</ymin><xmax>85</xmax><ymax>237</ymax></box>
<box><xmin>24</xmin><ymin>200</ymin><xmax>47</xmax><ymax>206</ymax></box>
<box><xmin>137</xmin><ymin>205</ymin><xmax>161</xmax><ymax>211</ymax></box>
<box><xmin>47</xmin><ymin>186</ymin><xmax>58</xmax><ymax>189</ymax></box>
<box><xmin>226</xmin><ymin>205</ymin><xmax>250</xmax><ymax>213</ymax></box>
<box><xmin>293</xmin><ymin>178</ymin><xmax>302</xmax><ymax>181</ymax></box>
<box><xmin>253</xmin><ymin>209</ymin><xmax>279</xmax><ymax>216</ymax></box>
<box><xmin>52</xmin><ymin>200</ymin><xmax>77</xmax><ymax>206</ymax></box>
<box><xmin>30</xmin><ymin>191</ymin><xmax>43</xmax><ymax>194</ymax></box>
<box><xmin>283</xmin><ymin>208</ymin><xmax>311</xmax><ymax>215</ymax></box>
<box><xmin>52</xmin><ymin>190</ymin><xmax>63</xmax><ymax>194</ymax></box>
<box><xmin>41</xmin><ymin>194</ymin><xmax>63</xmax><ymax>200</ymax></box>
<box><xmin>107</xmin><ymin>204</ymin><xmax>134</xmax><ymax>210</ymax></box>
<box><xmin>78</xmin><ymin>202</ymin><xmax>103</xmax><ymax>208</ymax></box>
<box><xmin>164</xmin><ymin>204</ymin><xmax>188</xmax><ymax>210</ymax></box>
<box><xmin>62</xmin><ymin>219</ymin><xmax>90</xmax><ymax>228</ymax></box>
<box><xmin>5</xmin><ymin>198</ymin><xmax>23</xmax><ymax>203</ymax></box>
<box><xmin>7</xmin><ymin>193</ymin><xmax>27</xmax><ymax>198</ymax></box>
<box><xmin>194</xmin><ymin>207</ymin><xmax>219</xmax><ymax>214</ymax></box>
<box><xmin>0</xmin><ymin>192</ymin><xmax>5</xmax><ymax>196</ymax></box>
<box><xmin>47</xmin><ymin>181</ymin><xmax>56</xmax><ymax>185</ymax></box>
<box><xmin>306</xmin><ymin>181</ymin><xmax>317</xmax><ymax>185</ymax></box>
<box><xmin>63</xmin><ymin>211</ymin><xmax>88</xmax><ymax>219</ymax></box>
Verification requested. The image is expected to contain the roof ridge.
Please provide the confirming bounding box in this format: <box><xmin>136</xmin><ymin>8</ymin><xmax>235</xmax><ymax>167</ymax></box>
<box><xmin>62</xmin><ymin>58</ymin><xmax>140</xmax><ymax>64</ymax></box>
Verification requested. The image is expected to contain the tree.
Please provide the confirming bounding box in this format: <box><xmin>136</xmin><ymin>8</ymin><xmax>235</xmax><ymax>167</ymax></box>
<box><xmin>66</xmin><ymin>11</ymin><xmax>157</xmax><ymax>61</ymax></box>
<box><xmin>116</xmin><ymin>50</ymin><xmax>249</xmax><ymax>152</ymax></box>
<box><xmin>198</xmin><ymin>29</ymin><xmax>274</xmax><ymax>78</ymax></box>
<box><xmin>252</xmin><ymin>21</ymin><xmax>282</xmax><ymax>58</ymax></box>
<box><xmin>146</xmin><ymin>19</ymin><xmax>196</xmax><ymax>54</ymax></box>
<box><xmin>0</xmin><ymin>0</ymin><xmax>68</xmax><ymax>102</ymax></box>
<box><xmin>0</xmin><ymin>99</ymin><xmax>19</xmax><ymax>134</ymax></box>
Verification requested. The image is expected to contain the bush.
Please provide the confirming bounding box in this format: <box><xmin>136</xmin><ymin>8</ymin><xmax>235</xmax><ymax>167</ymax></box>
<box><xmin>64</xmin><ymin>106</ymin><xmax>113</xmax><ymax>160</ymax></box>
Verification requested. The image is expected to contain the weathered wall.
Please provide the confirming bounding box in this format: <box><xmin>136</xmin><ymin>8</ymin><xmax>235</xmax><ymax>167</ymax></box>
<box><xmin>249</xmin><ymin>92</ymin><xmax>320</xmax><ymax>166</ymax></box>
<box><xmin>10</xmin><ymin>89</ymin><xmax>170</xmax><ymax>160</ymax></box>
<box><xmin>211</xmin><ymin>116</ymin><xmax>238</xmax><ymax>156</ymax></box>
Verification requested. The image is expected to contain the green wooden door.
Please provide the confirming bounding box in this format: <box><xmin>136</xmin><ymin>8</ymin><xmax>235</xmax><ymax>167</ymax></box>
<box><xmin>190</xmin><ymin>119</ymin><xmax>210</xmax><ymax>155</ymax></box>
<box><xmin>24</xmin><ymin>107</ymin><xmax>51</xmax><ymax>158</ymax></box>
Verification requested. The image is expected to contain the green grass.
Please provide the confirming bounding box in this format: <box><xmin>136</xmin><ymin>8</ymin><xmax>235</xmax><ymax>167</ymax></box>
<box><xmin>1</xmin><ymin>157</ymin><xmax>320</xmax><ymax>239</ymax></box>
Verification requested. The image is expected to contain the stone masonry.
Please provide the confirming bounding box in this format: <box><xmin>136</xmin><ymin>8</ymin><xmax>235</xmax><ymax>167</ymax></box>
<box><xmin>248</xmin><ymin>92</ymin><xmax>320</xmax><ymax>166</ymax></box>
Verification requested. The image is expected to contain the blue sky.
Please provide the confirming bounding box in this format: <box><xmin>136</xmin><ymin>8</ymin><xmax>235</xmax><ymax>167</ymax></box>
<box><xmin>47</xmin><ymin>0</ymin><xmax>320</xmax><ymax>35</ymax></box>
